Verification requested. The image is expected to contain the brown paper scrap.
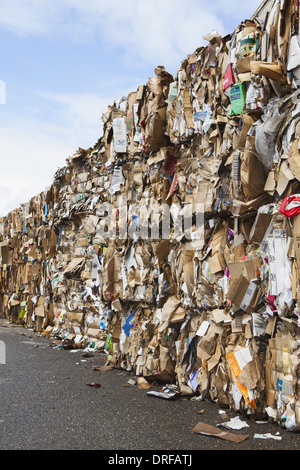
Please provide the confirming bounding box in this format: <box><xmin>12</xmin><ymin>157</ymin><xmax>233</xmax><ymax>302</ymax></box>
<box><xmin>191</xmin><ymin>421</ymin><xmax>249</xmax><ymax>442</ymax></box>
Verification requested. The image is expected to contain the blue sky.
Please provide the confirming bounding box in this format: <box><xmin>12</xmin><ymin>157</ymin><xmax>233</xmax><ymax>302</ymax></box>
<box><xmin>0</xmin><ymin>0</ymin><xmax>262</xmax><ymax>216</ymax></box>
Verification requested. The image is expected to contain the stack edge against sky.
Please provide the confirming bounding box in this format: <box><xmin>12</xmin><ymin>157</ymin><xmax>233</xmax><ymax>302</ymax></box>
<box><xmin>3</xmin><ymin>0</ymin><xmax>300</xmax><ymax>431</ymax></box>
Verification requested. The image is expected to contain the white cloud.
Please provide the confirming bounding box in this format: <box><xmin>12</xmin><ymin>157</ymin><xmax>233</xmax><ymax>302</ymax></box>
<box><xmin>0</xmin><ymin>0</ymin><xmax>263</xmax><ymax>72</ymax></box>
<box><xmin>0</xmin><ymin>123</ymin><xmax>70</xmax><ymax>216</ymax></box>
<box><xmin>36</xmin><ymin>91</ymin><xmax>107</xmax><ymax>142</ymax></box>
<box><xmin>0</xmin><ymin>0</ymin><xmax>63</xmax><ymax>36</ymax></box>
<box><xmin>208</xmin><ymin>0</ymin><xmax>263</xmax><ymax>23</ymax></box>
<box><xmin>0</xmin><ymin>90</ymin><xmax>116</xmax><ymax>217</ymax></box>
<box><xmin>0</xmin><ymin>73</ymin><xmax>145</xmax><ymax>217</ymax></box>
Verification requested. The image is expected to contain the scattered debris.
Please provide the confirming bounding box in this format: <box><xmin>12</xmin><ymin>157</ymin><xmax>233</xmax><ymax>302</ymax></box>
<box><xmin>254</xmin><ymin>433</ymin><xmax>282</xmax><ymax>441</ymax></box>
<box><xmin>85</xmin><ymin>382</ymin><xmax>102</xmax><ymax>388</ymax></box>
<box><xmin>137</xmin><ymin>377</ymin><xmax>152</xmax><ymax>390</ymax></box>
<box><xmin>191</xmin><ymin>421</ymin><xmax>248</xmax><ymax>443</ymax></box>
<box><xmin>217</xmin><ymin>417</ymin><xmax>250</xmax><ymax>430</ymax></box>
<box><xmin>147</xmin><ymin>385</ymin><xmax>182</xmax><ymax>400</ymax></box>
<box><xmin>127</xmin><ymin>378</ymin><xmax>137</xmax><ymax>386</ymax></box>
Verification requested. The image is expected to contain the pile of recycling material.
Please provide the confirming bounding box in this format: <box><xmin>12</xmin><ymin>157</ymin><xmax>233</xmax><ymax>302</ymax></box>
<box><xmin>3</xmin><ymin>0</ymin><xmax>300</xmax><ymax>431</ymax></box>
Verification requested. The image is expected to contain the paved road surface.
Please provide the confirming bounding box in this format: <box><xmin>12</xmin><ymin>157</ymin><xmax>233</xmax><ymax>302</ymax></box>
<box><xmin>0</xmin><ymin>318</ymin><xmax>299</xmax><ymax>458</ymax></box>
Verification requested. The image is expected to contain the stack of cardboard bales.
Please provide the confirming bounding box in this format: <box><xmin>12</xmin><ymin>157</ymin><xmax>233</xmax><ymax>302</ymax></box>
<box><xmin>2</xmin><ymin>0</ymin><xmax>300</xmax><ymax>430</ymax></box>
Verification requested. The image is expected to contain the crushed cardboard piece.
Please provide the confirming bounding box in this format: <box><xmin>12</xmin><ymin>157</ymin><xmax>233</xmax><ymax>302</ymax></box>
<box><xmin>191</xmin><ymin>421</ymin><xmax>249</xmax><ymax>442</ymax></box>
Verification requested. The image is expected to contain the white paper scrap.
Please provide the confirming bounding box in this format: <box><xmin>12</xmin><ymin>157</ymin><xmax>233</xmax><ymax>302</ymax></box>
<box><xmin>196</xmin><ymin>320</ymin><xmax>210</xmax><ymax>337</ymax></box>
<box><xmin>254</xmin><ymin>433</ymin><xmax>282</xmax><ymax>440</ymax></box>
<box><xmin>218</xmin><ymin>417</ymin><xmax>249</xmax><ymax>430</ymax></box>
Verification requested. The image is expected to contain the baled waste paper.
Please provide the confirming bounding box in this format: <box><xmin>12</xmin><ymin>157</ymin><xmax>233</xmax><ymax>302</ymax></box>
<box><xmin>2</xmin><ymin>0</ymin><xmax>300</xmax><ymax>432</ymax></box>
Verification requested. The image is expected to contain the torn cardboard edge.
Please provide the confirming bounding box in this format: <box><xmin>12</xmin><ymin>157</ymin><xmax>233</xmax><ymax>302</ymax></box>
<box><xmin>190</xmin><ymin>421</ymin><xmax>249</xmax><ymax>442</ymax></box>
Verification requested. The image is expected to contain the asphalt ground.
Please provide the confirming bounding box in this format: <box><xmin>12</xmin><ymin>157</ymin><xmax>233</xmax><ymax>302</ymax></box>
<box><xmin>0</xmin><ymin>317</ymin><xmax>299</xmax><ymax>460</ymax></box>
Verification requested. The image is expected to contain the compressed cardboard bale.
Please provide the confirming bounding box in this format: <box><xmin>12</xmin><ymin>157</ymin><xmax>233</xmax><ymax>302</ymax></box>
<box><xmin>240</xmin><ymin>136</ymin><xmax>267</xmax><ymax>201</ymax></box>
<box><xmin>2</xmin><ymin>0</ymin><xmax>300</xmax><ymax>429</ymax></box>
